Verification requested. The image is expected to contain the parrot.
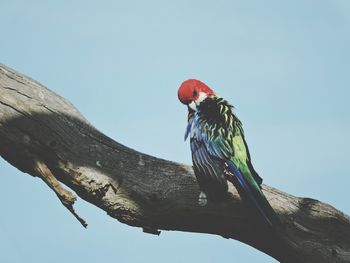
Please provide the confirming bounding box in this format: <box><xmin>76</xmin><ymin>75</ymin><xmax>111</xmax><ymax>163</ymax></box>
<box><xmin>178</xmin><ymin>79</ymin><xmax>278</xmax><ymax>226</ymax></box>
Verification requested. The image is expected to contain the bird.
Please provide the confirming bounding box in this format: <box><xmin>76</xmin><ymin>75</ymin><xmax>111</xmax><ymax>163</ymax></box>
<box><xmin>178</xmin><ymin>79</ymin><xmax>277</xmax><ymax>226</ymax></box>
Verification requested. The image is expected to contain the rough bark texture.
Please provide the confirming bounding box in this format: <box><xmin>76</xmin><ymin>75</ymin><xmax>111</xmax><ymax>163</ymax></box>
<box><xmin>0</xmin><ymin>64</ymin><xmax>349</xmax><ymax>263</ymax></box>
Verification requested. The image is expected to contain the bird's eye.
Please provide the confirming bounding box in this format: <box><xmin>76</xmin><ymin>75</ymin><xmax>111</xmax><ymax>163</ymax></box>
<box><xmin>193</xmin><ymin>89</ymin><xmax>198</xmax><ymax>97</ymax></box>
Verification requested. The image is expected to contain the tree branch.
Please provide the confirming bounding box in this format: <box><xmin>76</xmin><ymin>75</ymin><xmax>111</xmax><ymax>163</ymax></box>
<box><xmin>33</xmin><ymin>158</ymin><xmax>87</xmax><ymax>227</ymax></box>
<box><xmin>0</xmin><ymin>64</ymin><xmax>349</xmax><ymax>262</ymax></box>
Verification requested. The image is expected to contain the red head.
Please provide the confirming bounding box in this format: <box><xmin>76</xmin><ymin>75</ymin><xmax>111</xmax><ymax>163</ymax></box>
<box><xmin>178</xmin><ymin>79</ymin><xmax>215</xmax><ymax>109</ymax></box>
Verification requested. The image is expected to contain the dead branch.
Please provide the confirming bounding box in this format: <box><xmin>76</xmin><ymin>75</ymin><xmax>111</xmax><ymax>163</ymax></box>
<box><xmin>0</xmin><ymin>64</ymin><xmax>349</xmax><ymax>262</ymax></box>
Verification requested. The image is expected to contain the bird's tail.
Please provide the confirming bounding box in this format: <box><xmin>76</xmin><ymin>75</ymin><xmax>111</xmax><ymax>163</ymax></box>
<box><xmin>225</xmin><ymin>160</ymin><xmax>279</xmax><ymax>227</ymax></box>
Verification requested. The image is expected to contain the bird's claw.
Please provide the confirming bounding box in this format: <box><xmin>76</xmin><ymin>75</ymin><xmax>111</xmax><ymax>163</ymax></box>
<box><xmin>198</xmin><ymin>191</ymin><xmax>207</xmax><ymax>206</ymax></box>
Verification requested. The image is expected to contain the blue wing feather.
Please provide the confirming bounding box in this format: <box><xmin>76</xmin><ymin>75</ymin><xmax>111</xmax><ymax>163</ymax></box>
<box><xmin>186</xmin><ymin>112</ymin><xmax>229</xmax><ymax>199</ymax></box>
<box><xmin>190</xmin><ymin>138</ymin><xmax>228</xmax><ymax>198</ymax></box>
<box><xmin>184</xmin><ymin>118</ymin><xmax>192</xmax><ymax>141</ymax></box>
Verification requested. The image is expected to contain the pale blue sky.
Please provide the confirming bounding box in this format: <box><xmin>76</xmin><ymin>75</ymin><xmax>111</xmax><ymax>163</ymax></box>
<box><xmin>1</xmin><ymin>1</ymin><xmax>350</xmax><ymax>262</ymax></box>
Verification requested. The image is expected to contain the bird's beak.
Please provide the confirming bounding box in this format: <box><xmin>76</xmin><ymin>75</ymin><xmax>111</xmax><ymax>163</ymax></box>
<box><xmin>188</xmin><ymin>101</ymin><xmax>197</xmax><ymax>111</ymax></box>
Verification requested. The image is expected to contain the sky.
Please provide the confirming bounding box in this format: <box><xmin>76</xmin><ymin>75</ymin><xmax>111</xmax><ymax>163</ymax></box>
<box><xmin>0</xmin><ymin>0</ymin><xmax>350</xmax><ymax>262</ymax></box>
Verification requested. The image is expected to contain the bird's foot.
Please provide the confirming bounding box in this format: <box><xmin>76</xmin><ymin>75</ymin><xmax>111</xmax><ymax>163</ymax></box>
<box><xmin>198</xmin><ymin>191</ymin><xmax>207</xmax><ymax>206</ymax></box>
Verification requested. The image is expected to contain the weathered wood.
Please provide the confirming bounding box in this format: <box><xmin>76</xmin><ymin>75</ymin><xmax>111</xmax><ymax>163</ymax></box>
<box><xmin>0</xmin><ymin>64</ymin><xmax>349</xmax><ymax>262</ymax></box>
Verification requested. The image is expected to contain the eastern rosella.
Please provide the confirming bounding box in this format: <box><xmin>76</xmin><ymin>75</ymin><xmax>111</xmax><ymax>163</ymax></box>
<box><xmin>178</xmin><ymin>79</ymin><xmax>277</xmax><ymax>226</ymax></box>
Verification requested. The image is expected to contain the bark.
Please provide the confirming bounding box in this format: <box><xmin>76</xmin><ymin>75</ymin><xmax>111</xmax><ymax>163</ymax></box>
<box><xmin>0</xmin><ymin>63</ymin><xmax>349</xmax><ymax>263</ymax></box>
